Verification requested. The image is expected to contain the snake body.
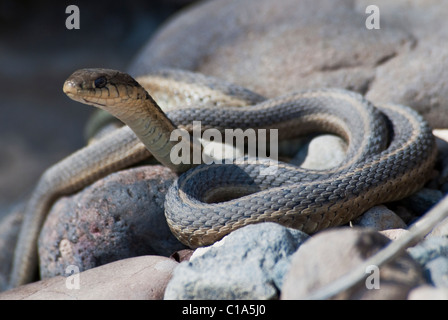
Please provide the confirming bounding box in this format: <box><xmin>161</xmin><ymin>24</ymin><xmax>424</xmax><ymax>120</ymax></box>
<box><xmin>9</xmin><ymin>68</ymin><xmax>436</xmax><ymax>288</ymax></box>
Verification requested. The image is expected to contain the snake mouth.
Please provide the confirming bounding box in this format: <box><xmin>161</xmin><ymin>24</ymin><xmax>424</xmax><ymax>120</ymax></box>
<box><xmin>63</xmin><ymin>82</ymin><xmax>106</xmax><ymax>107</ymax></box>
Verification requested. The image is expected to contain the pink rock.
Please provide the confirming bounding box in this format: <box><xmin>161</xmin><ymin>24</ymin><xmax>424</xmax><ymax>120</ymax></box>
<box><xmin>0</xmin><ymin>255</ymin><xmax>178</xmax><ymax>300</ymax></box>
<box><xmin>281</xmin><ymin>227</ymin><xmax>423</xmax><ymax>299</ymax></box>
<box><xmin>38</xmin><ymin>165</ymin><xmax>185</xmax><ymax>279</ymax></box>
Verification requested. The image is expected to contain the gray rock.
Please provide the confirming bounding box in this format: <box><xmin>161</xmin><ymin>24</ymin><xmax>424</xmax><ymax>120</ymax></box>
<box><xmin>291</xmin><ymin>134</ymin><xmax>346</xmax><ymax>170</ymax></box>
<box><xmin>164</xmin><ymin>222</ymin><xmax>309</xmax><ymax>300</ymax></box>
<box><xmin>354</xmin><ymin>205</ymin><xmax>407</xmax><ymax>230</ymax></box>
<box><xmin>281</xmin><ymin>227</ymin><xmax>424</xmax><ymax>300</ymax></box>
<box><xmin>0</xmin><ymin>255</ymin><xmax>178</xmax><ymax>300</ymax></box>
<box><xmin>407</xmin><ymin>236</ymin><xmax>448</xmax><ymax>266</ymax></box>
<box><xmin>38</xmin><ymin>165</ymin><xmax>185</xmax><ymax>279</ymax></box>
<box><xmin>423</xmin><ymin>257</ymin><xmax>448</xmax><ymax>288</ymax></box>
<box><xmin>129</xmin><ymin>0</ymin><xmax>448</xmax><ymax>128</ymax></box>
<box><xmin>398</xmin><ymin>188</ymin><xmax>444</xmax><ymax>216</ymax></box>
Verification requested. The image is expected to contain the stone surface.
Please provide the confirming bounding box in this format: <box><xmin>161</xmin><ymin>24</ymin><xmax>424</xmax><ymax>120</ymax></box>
<box><xmin>354</xmin><ymin>205</ymin><xmax>407</xmax><ymax>231</ymax></box>
<box><xmin>398</xmin><ymin>188</ymin><xmax>444</xmax><ymax>216</ymax></box>
<box><xmin>407</xmin><ymin>236</ymin><xmax>448</xmax><ymax>266</ymax></box>
<box><xmin>379</xmin><ymin>228</ymin><xmax>409</xmax><ymax>241</ymax></box>
<box><xmin>423</xmin><ymin>257</ymin><xmax>448</xmax><ymax>288</ymax></box>
<box><xmin>408</xmin><ymin>285</ymin><xmax>448</xmax><ymax>300</ymax></box>
<box><xmin>164</xmin><ymin>222</ymin><xmax>309</xmax><ymax>300</ymax></box>
<box><xmin>427</xmin><ymin>217</ymin><xmax>448</xmax><ymax>238</ymax></box>
<box><xmin>407</xmin><ymin>237</ymin><xmax>448</xmax><ymax>288</ymax></box>
<box><xmin>38</xmin><ymin>165</ymin><xmax>185</xmax><ymax>279</ymax></box>
<box><xmin>292</xmin><ymin>134</ymin><xmax>347</xmax><ymax>170</ymax></box>
<box><xmin>281</xmin><ymin>227</ymin><xmax>424</xmax><ymax>300</ymax></box>
<box><xmin>130</xmin><ymin>0</ymin><xmax>448</xmax><ymax>128</ymax></box>
<box><xmin>0</xmin><ymin>255</ymin><xmax>178</xmax><ymax>300</ymax></box>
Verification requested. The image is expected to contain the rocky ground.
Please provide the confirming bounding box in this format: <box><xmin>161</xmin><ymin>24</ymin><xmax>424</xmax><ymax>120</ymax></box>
<box><xmin>1</xmin><ymin>0</ymin><xmax>448</xmax><ymax>300</ymax></box>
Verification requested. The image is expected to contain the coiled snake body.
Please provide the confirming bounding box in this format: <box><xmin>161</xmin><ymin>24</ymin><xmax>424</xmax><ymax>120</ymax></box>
<box><xmin>9</xmin><ymin>68</ymin><xmax>436</xmax><ymax>288</ymax></box>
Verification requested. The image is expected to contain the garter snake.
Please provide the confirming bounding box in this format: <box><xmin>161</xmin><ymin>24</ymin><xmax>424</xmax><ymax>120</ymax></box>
<box><xmin>9</xmin><ymin>68</ymin><xmax>436</xmax><ymax>288</ymax></box>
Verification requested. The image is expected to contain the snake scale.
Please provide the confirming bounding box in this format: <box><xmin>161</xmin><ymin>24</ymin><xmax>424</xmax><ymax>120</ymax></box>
<box><xmin>9</xmin><ymin>68</ymin><xmax>436</xmax><ymax>289</ymax></box>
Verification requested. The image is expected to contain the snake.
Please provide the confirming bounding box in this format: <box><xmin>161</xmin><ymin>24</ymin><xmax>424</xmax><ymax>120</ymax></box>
<box><xmin>9</xmin><ymin>68</ymin><xmax>436</xmax><ymax>289</ymax></box>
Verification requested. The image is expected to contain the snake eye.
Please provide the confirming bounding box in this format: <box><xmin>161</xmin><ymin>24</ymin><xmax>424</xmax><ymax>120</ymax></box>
<box><xmin>94</xmin><ymin>76</ymin><xmax>107</xmax><ymax>88</ymax></box>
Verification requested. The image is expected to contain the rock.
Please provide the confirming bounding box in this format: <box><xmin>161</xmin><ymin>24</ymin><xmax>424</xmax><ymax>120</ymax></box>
<box><xmin>164</xmin><ymin>222</ymin><xmax>309</xmax><ymax>300</ymax></box>
<box><xmin>433</xmin><ymin>129</ymin><xmax>448</xmax><ymax>191</ymax></box>
<box><xmin>379</xmin><ymin>228</ymin><xmax>409</xmax><ymax>241</ymax></box>
<box><xmin>291</xmin><ymin>134</ymin><xmax>347</xmax><ymax>170</ymax></box>
<box><xmin>433</xmin><ymin>129</ymin><xmax>448</xmax><ymax>165</ymax></box>
<box><xmin>129</xmin><ymin>0</ymin><xmax>448</xmax><ymax>128</ymax></box>
<box><xmin>0</xmin><ymin>203</ymin><xmax>24</xmax><ymax>291</ymax></box>
<box><xmin>365</xmin><ymin>37</ymin><xmax>448</xmax><ymax>129</ymax></box>
<box><xmin>38</xmin><ymin>165</ymin><xmax>185</xmax><ymax>279</ymax></box>
<box><xmin>170</xmin><ymin>249</ymin><xmax>194</xmax><ymax>263</ymax></box>
<box><xmin>0</xmin><ymin>256</ymin><xmax>178</xmax><ymax>300</ymax></box>
<box><xmin>407</xmin><ymin>236</ymin><xmax>448</xmax><ymax>266</ymax></box>
<box><xmin>406</xmin><ymin>237</ymin><xmax>448</xmax><ymax>288</ymax></box>
<box><xmin>398</xmin><ymin>188</ymin><xmax>444</xmax><ymax>216</ymax></box>
<box><xmin>390</xmin><ymin>205</ymin><xmax>417</xmax><ymax>225</ymax></box>
<box><xmin>354</xmin><ymin>205</ymin><xmax>407</xmax><ymax>230</ymax></box>
<box><xmin>407</xmin><ymin>285</ymin><xmax>448</xmax><ymax>300</ymax></box>
<box><xmin>427</xmin><ymin>216</ymin><xmax>448</xmax><ymax>238</ymax></box>
<box><xmin>281</xmin><ymin>227</ymin><xmax>424</xmax><ymax>300</ymax></box>
<box><xmin>423</xmin><ymin>257</ymin><xmax>448</xmax><ymax>288</ymax></box>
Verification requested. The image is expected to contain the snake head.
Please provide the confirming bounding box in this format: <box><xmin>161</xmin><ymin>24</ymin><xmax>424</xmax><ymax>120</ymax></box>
<box><xmin>63</xmin><ymin>68</ymin><xmax>147</xmax><ymax>109</ymax></box>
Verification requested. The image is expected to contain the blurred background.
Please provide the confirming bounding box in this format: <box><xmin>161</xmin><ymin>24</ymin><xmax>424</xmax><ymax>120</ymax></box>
<box><xmin>0</xmin><ymin>0</ymin><xmax>195</xmax><ymax>215</ymax></box>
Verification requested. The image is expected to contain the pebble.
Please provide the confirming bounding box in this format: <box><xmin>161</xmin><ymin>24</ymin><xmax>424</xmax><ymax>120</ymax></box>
<box><xmin>164</xmin><ymin>222</ymin><xmax>309</xmax><ymax>300</ymax></box>
<box><xmin>292</xmin><ymin>134</ymin><xmax>346</xmax><ymax>170</ymax></box>
<box><xmin>38</xmin><ymin>165</ymin><xmax>186</xmax><ymax>279</ymax></box>
<box><xmin>353</xmin><ymin>205</ymin><xmax>407</xmax><ymax>231</ymax></box>
<box><xmin>281</xmin><ymin>227</ymin><xmax>424</xmax><ymax>300</ymax></box>
<box><xmin>0</xmin><ymin>256</ymin><xmax>178</xmax><ymax>300</ymax></box>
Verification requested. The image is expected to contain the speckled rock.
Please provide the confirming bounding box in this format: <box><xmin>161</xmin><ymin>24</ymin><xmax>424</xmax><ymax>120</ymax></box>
<box><xmin>38</xmin><ymin>165</ymin><xmax>185</xmax><ymax>279</ymax></box>
<box><xmin>0</xmin><ymin>255</ymin><xmax>178</xmax><ymax>300</ymax></box>
<box><xmin>164</xmin><ymin>222</ymin><xmax>309</xmax><ymax>300</ymax></box>
<box><xmin>407</xmin><ymin>236</ymin><xmax>448</xmax><ymax>266</ymax></box>
<box><xmin>423</xmin><ymin>257</ymin><xmax>448</xmax><ymax>288</ymax></box>
<box><xmin>281</xmin><ymin>227</ymin><xmax>424</xmax><ymax>300</ymax></box>
<box><xmin>407</xmin><ymin>237</ymin><xmax>448</xmax><ymax>288</ymax></box>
